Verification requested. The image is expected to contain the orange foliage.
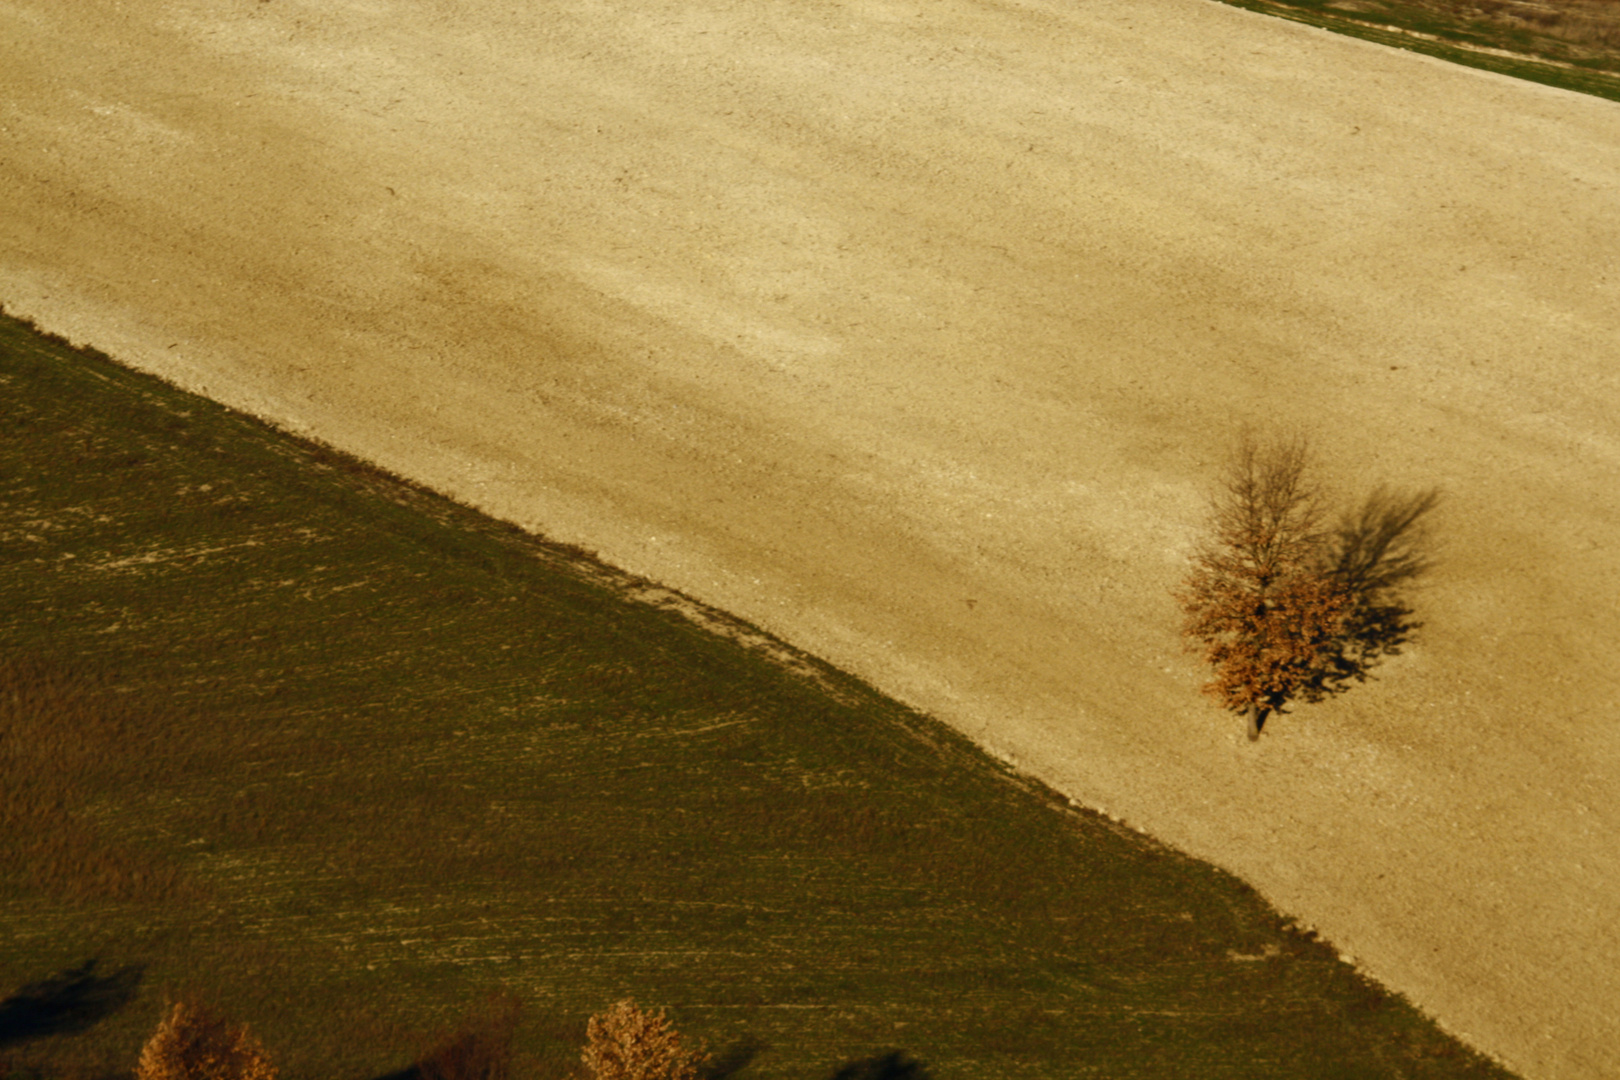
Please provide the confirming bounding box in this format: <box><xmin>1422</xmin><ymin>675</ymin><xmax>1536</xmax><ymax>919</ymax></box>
<box><xmin>1174</xmin><ymin>434</ymin><xmax>1355</xmax><ymax>735</ymax></box>
<box><xmin>581</xmin><ymin>999</ymin><xmax>708</xmax><ymax>1080</ymax></box>
<box><xmin>135</xmin><ymin>1002</ymin><xmax>277</xmax><ymax>1080</ymax></box>
<box><xmin>1178</xmin><ymin>552</ymin><xmax>1352</xmax><ymax>717</ymax></box>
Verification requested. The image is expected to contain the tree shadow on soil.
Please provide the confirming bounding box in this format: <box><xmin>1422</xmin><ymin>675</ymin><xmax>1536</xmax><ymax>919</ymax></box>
<box><xmin>1307</xmin><ymin>485</ymin><xmax>1442</xmax><ymax>699</ymax></box>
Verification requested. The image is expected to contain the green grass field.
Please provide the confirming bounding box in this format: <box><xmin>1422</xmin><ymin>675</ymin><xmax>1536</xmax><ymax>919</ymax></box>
<box><xmin>1212</xmin><ymin>0</ymin><xmax>1620</xmax><ymax>102</ymax></box>
<box><xmin>0</xmin><ymin>307</ymin><xmax>1517</xmax><ymax>1079</ymax></box>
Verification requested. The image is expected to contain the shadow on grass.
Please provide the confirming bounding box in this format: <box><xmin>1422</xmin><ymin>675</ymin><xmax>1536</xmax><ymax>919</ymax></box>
<box><xmin>702</xmin><ymin>1036</ymin><xmax>766</xmax><ymax>1079</ymax></box>
<box><xmin>0</xmin><ymin>961</ymin><xmax>144</xmax><ymax>1048</ymax></box>
<box><xmin>365</xmin><ymin>1029</ymin><xmax>766</xmax><ymax>1080</ymax></box>
<box><xmin>826</xmin><ymin>1050</ymin><xmax>930</xmax><ymax>1080</ymax></box>
<box><xmin>366</xmin><ymin>1068</ymin><xmax>422</xmax><ymax>1080</ymax></box>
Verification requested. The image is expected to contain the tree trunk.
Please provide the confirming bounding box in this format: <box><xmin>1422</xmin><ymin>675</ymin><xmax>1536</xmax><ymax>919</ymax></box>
<box><xmin>1246</xmin><ymin>705</ymin><xmax>1268</xmax><ymax>741</ymax></box>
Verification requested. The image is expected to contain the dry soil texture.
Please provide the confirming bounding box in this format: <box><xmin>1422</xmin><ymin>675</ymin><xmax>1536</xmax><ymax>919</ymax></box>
<box><xmin>2</xmin><ymin>1</ymin><xmax>1617</xmax><ymax>1077</ymax></box>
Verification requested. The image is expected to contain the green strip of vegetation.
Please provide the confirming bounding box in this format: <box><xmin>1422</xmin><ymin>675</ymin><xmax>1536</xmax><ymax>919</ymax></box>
<box><xmin>1209</xmin><ymin>0</ymin><xmax>1620</xmax><ymax>103</ymax></box>
<box><xmin>0</xmin><ymin>307</ymin><xmax>1516</xmax><ymax>1078</ymax></box>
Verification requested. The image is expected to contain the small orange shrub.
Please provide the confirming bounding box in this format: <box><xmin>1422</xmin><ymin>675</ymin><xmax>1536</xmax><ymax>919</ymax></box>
<box><xmin>581</xmin><ymin>999</ymin><xmax>708</xmax><ymax>1080</ymax></box>
<box><xmin>135</xmin><ymin>1001</ymin><xmax>276</xmax><ymax>1080</ymax></box>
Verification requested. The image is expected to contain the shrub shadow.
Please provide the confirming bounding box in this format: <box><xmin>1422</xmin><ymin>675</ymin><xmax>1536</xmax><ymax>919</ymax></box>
<box><xmin>700</xmin><ymin>1035</ymin><xmax>766</xmax><ymax>1079</ymax></box>
<box><xmin>0</xmin><ymin>959</ymin><xmax>145</xmax><ymax>1047</ymax></box>
<box><xmin>365</xmin><ymin>1068</ymin><xmax>421</xmax><ymax>1080</ymax></box>
<box><xmin>826</xmin><ymin>1049</ymin><xmax>931</xmax><ymax>1080</ymax></box>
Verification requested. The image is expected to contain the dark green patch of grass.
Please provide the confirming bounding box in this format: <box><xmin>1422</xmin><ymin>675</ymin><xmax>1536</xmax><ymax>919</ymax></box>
<box><xmin>0</xmin><ymin>306</ymin><xmax>1517</xmax><ymax>1079</ymax></box>
<box><xmin>1208</xmin><ymin>0</ymin><xmax>1620</xmax><ymax>102</ymax></box>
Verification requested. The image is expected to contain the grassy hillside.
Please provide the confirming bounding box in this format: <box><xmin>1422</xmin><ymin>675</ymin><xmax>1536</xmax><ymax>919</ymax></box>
<box><xmin>0</xmin><ymin>307</ymin><xmax>1517</xmax><ymax>1079</ymax></box>
<box><xmin>1212</xmin><ymin>0</ymin><xmax>1620</xmax><ymax>101</ymax></box>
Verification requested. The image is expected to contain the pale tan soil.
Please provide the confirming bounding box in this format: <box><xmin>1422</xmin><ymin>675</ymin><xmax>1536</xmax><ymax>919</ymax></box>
<box><xmin>2</xmin><ymin>0</ymin><xmax>1617</xmax><ymax>1075</ymax></box>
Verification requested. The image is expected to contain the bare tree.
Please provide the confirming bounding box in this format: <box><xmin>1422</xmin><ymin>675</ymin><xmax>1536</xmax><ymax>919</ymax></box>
<box><xmin>1176</xmin><ymin>434</ymin><xmax>1440</xmax><ymax>740</ymax></box>
<box><xmin>581</xmin><ymin>999</ymin><xmax>708</xmax><ymax>1080</ymax></box>
<box><xmin>1175</xmin><ymin>433</ymin><xmax>1351</xmax><ymax>739</ymax></box>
